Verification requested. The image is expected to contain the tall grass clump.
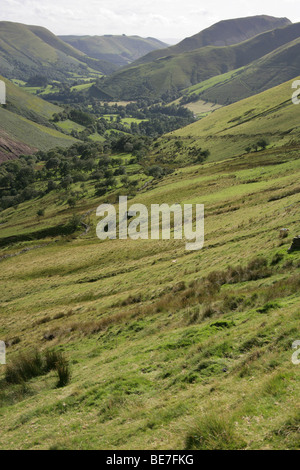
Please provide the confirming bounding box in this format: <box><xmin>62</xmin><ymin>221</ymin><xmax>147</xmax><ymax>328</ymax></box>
<box><xmin>55</xmin><ymin>355</ymin><xmax>71</xmax><ymax>388</ymax></box>
<box><xmin>5</xmin><ymin>349</ymin><xmax>71</xmax><ymax>388</ymax></box>
<box><xmin>5</xmin><ymin>350</ymin><xmax>44</xmax><ymax>384</ymax></box>
<box><xmin>185</xmin><ymin>413</ymin><xmax>246</xmax><ymax>450</ymax></box>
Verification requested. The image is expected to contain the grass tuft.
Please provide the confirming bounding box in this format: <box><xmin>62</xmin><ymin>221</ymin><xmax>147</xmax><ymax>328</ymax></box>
<box><xmin>5</xmin><ymin>349</ymin><xmax>71</xmax><ymax>388</ymax></box>
<box><xmin>185</xmin><ymin>413</ymin><xmax>246</xmax><ymax>450</ymax></box>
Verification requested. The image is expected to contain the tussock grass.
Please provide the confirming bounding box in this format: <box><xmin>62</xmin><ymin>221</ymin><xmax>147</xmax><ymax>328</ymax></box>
<box><xmin>5</xmin><ymin>349</ymin><xmax>70</xmax><ymax>388</ymax></box>
<box><xmin>5</xmin><ymin>351</ymin><xmax>44</xmax><ymax>385</ymax></box>
<box><xmin>56</xmin><ymin>358</ymin><xmax>71</xmax><ymax>388</ymax></box>
<box><xmin>185</xmin><ymin>413</ymin><xmax>246</xmax><ymax>450</ymax></box>
<box><xmin>272</xmin><ymin>411</ymin><xmax>300</xmax><ymax>449</ymax></box>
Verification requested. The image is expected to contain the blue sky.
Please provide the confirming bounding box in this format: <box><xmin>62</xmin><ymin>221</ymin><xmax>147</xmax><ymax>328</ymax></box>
<box><xmin>1</xmin><ymin>0</ymin><xmax>300</xmax><ymax>41</ymax></box>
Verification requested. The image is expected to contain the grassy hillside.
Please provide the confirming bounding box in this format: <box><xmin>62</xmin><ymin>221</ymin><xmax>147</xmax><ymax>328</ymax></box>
<box><xmin>0</xmin><ymin>75</ymin><xmax>61</xmax><ymax>122</ymax></box>
<box><xmin>100</xmin><ymin>23</ymin><xmax>300</xmax><ymax>100</ymax></box>
<box><xmin>181</xmin><ymin>36</ymin><xmax>300</xmax><ymax>106</ymax></box>
<box><xmin>60</xmin><ymin>35</ymin><xmax>167</xmax><ymax>67</ymax></box>
<box><xmin>0</xmin><ymin>107</ymin><xmax>76</xmax><ymax>161</ymax></box>
<box><xmin>0</xmin><ymin>145</ymin><xmax>299</xmax><ymax>449</ymax></box>
<box><xmin>133</xmin><ymin>15</ymin><xmax>291</xmax><ymax>66</ymax></box>
<box><xmin>0</xmin><ymin>75</ymin><xmax>299</xmax><ymax>449</ymax></box>
<box><xmin>0</xmin><ymin>76</ymin><xmax>77</xmax><ymax>161</ymax></box>
<box><xmin>0</xmin><ymin>22</ymin><xmax>116</xmax><ymax>81</ymax></box>
<box><xmin>154</xmin><ymin>76</ymin><xmax>300</xmax><ymax>165</ymax></box>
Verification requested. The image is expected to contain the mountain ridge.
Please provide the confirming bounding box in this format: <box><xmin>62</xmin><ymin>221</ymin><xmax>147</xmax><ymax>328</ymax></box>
<box><xmin>181</xmin><ymin>37</ymin><xmax>300</xmax><ymax>106</ymax></box>
<box><xmin>0</xmin><ymin>21</ymin><xmax>117</xmax><ymax>81</ymax></box>
<box><xmin>99</xmin><ymin>21</ymin><xmax>300</xmax><ymax>100</ymax></box>
<box><xmin>59</xmin><ymin>34</ymin><xmax>167</xmax><ymax>67</ymax></box>
<box><xmin>132</xmin><ymin>15</ymin><xmax>291</xmax><ymax>66</ymax></box>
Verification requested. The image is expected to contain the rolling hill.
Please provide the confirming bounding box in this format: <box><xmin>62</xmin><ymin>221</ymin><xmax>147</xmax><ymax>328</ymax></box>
<box><xmin>181</xmin><ymin>35</ymin><xmax>300</xmax><ymax>106</ymax></box>
<box><xmin>60</xmin><ymin>35</ymin><xmax>167</xmax><ymax>67</ymax></box>
<box><xmin>0</xmin><ymin>22</ymin><xmax>117</xmax><ymax>82</ymax></box>
<box><xmin>132</xmin><ymin>15</ymin><xmax>291</xmax><ymax>66</ymax></box>
<box><xmin>0</xmin><ymin>76</ymin><xmax>299</xmax><ymax>449</ymax></box>
<box><xmin>0</xmin><ymin>75</ymin><xmax>76</xmax><ymax>161</ymax></box>
<box><xmin>99</xmin><ymin>22</ymin><xmax>300</xmax><ymax>100</ymax></box>
<box><xmin>154</xmin><ymin>76</ymin><xmax>300</xmax><ymax>164</ymax></box>
<box><xmin>0</xmin><ymin>16</ymin><xmax>300</xmax><ymax>451</ymax></box>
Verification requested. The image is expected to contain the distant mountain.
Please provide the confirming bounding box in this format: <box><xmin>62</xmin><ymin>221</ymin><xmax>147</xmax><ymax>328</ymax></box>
<box><xmin>0</xmin><ymin>75</ymin><xmax>76</xmax><ymax>161</ymax></box>
<box><xmin>100</xmin><ymin>22</ymin><xmax>300</xmax><ymax>101</ymax></box>
<box><xmin>0</xmin><ymin>22</ymin><xmax>117</xmax><ymax>82</ymax></box>
<box><xmin>59</xmin><ymin>35</ymin><xmax>168</xmax><ymax>67</ymax></box>
<box><xmin>133</xmin><ymin>15</ymin><xmax>291</xmax><ymax>66</ymax></box>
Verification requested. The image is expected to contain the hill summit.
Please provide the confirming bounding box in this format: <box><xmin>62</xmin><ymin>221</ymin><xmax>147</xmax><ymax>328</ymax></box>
<box><xmin>133</xmin><ymin>15</ymin><xmax>291</xmax><ymax>65</ymax></box>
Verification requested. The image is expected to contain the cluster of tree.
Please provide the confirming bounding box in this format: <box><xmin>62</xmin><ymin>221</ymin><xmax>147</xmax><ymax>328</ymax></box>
<box><xmin>187</xmin><ymin>146</ymin><xmax>210</xmax><ymax>163</ymax></box>
<box><xmin>180</xmin><ymin>93</ymin><xmax>200</xmax><ymax>105</ymax></box>
<box><xmin>42</xmin><ymin>87</ymin><xmax>87</xmax><ymax>104</ymax></box>
<box><xmin>52</xmin><ymin>108</ymin><xmax>95</xmax><ymax>127</ymax></box>
<box><xmin>26</xmin><ymin>75</ymin><xmax>49</xmax><ymax>87</ymax></box>
<box><xmin>0</xmin><ymin>137</ymin><xmax>152</xmax><ymax>211</ymax></box>
<box><xmin>245</xmin><ymin>139</ymin><xmax>269</xmax><ymax>153</ymax></box>
<box><xmin>109</xmin><ymin>134</ymin><xmax>151</xmax><ymax>158</ymax></box>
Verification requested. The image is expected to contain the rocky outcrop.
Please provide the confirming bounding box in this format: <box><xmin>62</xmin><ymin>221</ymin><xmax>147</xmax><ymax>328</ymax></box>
<box><xmin>288</xmin><ymin>236</ymin><xmax>300</xmax><ymax>253</ymax></box>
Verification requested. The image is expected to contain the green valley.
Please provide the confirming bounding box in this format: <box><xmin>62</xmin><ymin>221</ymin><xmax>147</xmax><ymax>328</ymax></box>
<box><xmin>0</xmin><ymin>10</ymin><xmax>300</xmax><ymax>452</ymax></box>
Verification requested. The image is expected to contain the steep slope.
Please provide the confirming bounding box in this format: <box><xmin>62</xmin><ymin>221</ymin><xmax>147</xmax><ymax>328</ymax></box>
<box><xmin>0</xmin><ymin>22</ymin><xmax>117</xmax><ymax>81</ymax></box>
<box><xmin>182</xmin><ymin>36</ymin><xmax>300</xmax><ymax>106</ymax></box>
<box><xmin>100</xmin><ymin>22</ymin><xmax>300</xmax><ymax>100</ymax></box>
<box><xmin>0</xmin><ymin>74</ymin><xmax>61</xmax><ymax>122</ymax></box>
<box><xmin>60</xmin><ymin>35</ymin><xmax>167</xmax><ymax>67</ymax></box>
<box><xmin>0</xmin><ymin>107</ymin><xmax>76</xmax><ymax>162</ymax></box>
<box><xmin>0</xmin><ymin>76</ymin><xmax>76</xmax><ymax>161</ymax></box>
<box><xmin>0</xmin><ymin>129</ymin><xmax>36</xmax><ymax>162</ymax></box>
<box><xmin>154</xmin><ymin>76</ymin><xmax>300</xmax><ymax>164</ymax></box>
<box><xmin>133</xmin><ymin>15</ymin><xmax>291</xmax><ymax>66</ymax></box>
<box><xmin>0</xmin><ymin>123</ymin><xmax>299</xmax><ymax>449</ymax></box>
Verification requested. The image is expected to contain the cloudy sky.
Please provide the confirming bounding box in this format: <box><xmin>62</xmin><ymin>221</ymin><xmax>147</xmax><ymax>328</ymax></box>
<box><xmin>1</xmin><ymin>0</ymin><xmax>300</xmax><ymax>41</ymax></box>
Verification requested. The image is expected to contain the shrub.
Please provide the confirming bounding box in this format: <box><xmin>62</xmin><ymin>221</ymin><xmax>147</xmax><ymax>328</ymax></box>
<box><xmin>147</xmin><ymin>165</ymin><xmax>164</xmax><ymax>179</ymax></box>
<box><xmin>66</xmin><ymin>214</ymin><xmax>81</xmax><ymax>233</ymax></box>
<box><xmin>37</xmin><ymin>209</ymin><xmax>45</xmax><ymax>217</ymax></box>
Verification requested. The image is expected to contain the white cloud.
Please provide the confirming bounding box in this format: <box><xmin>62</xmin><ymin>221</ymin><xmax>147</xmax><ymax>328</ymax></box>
<box><xmin>0</xmin><ymin>0</ymin><xmax>300</xmax><ymax>38</ymax></box>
